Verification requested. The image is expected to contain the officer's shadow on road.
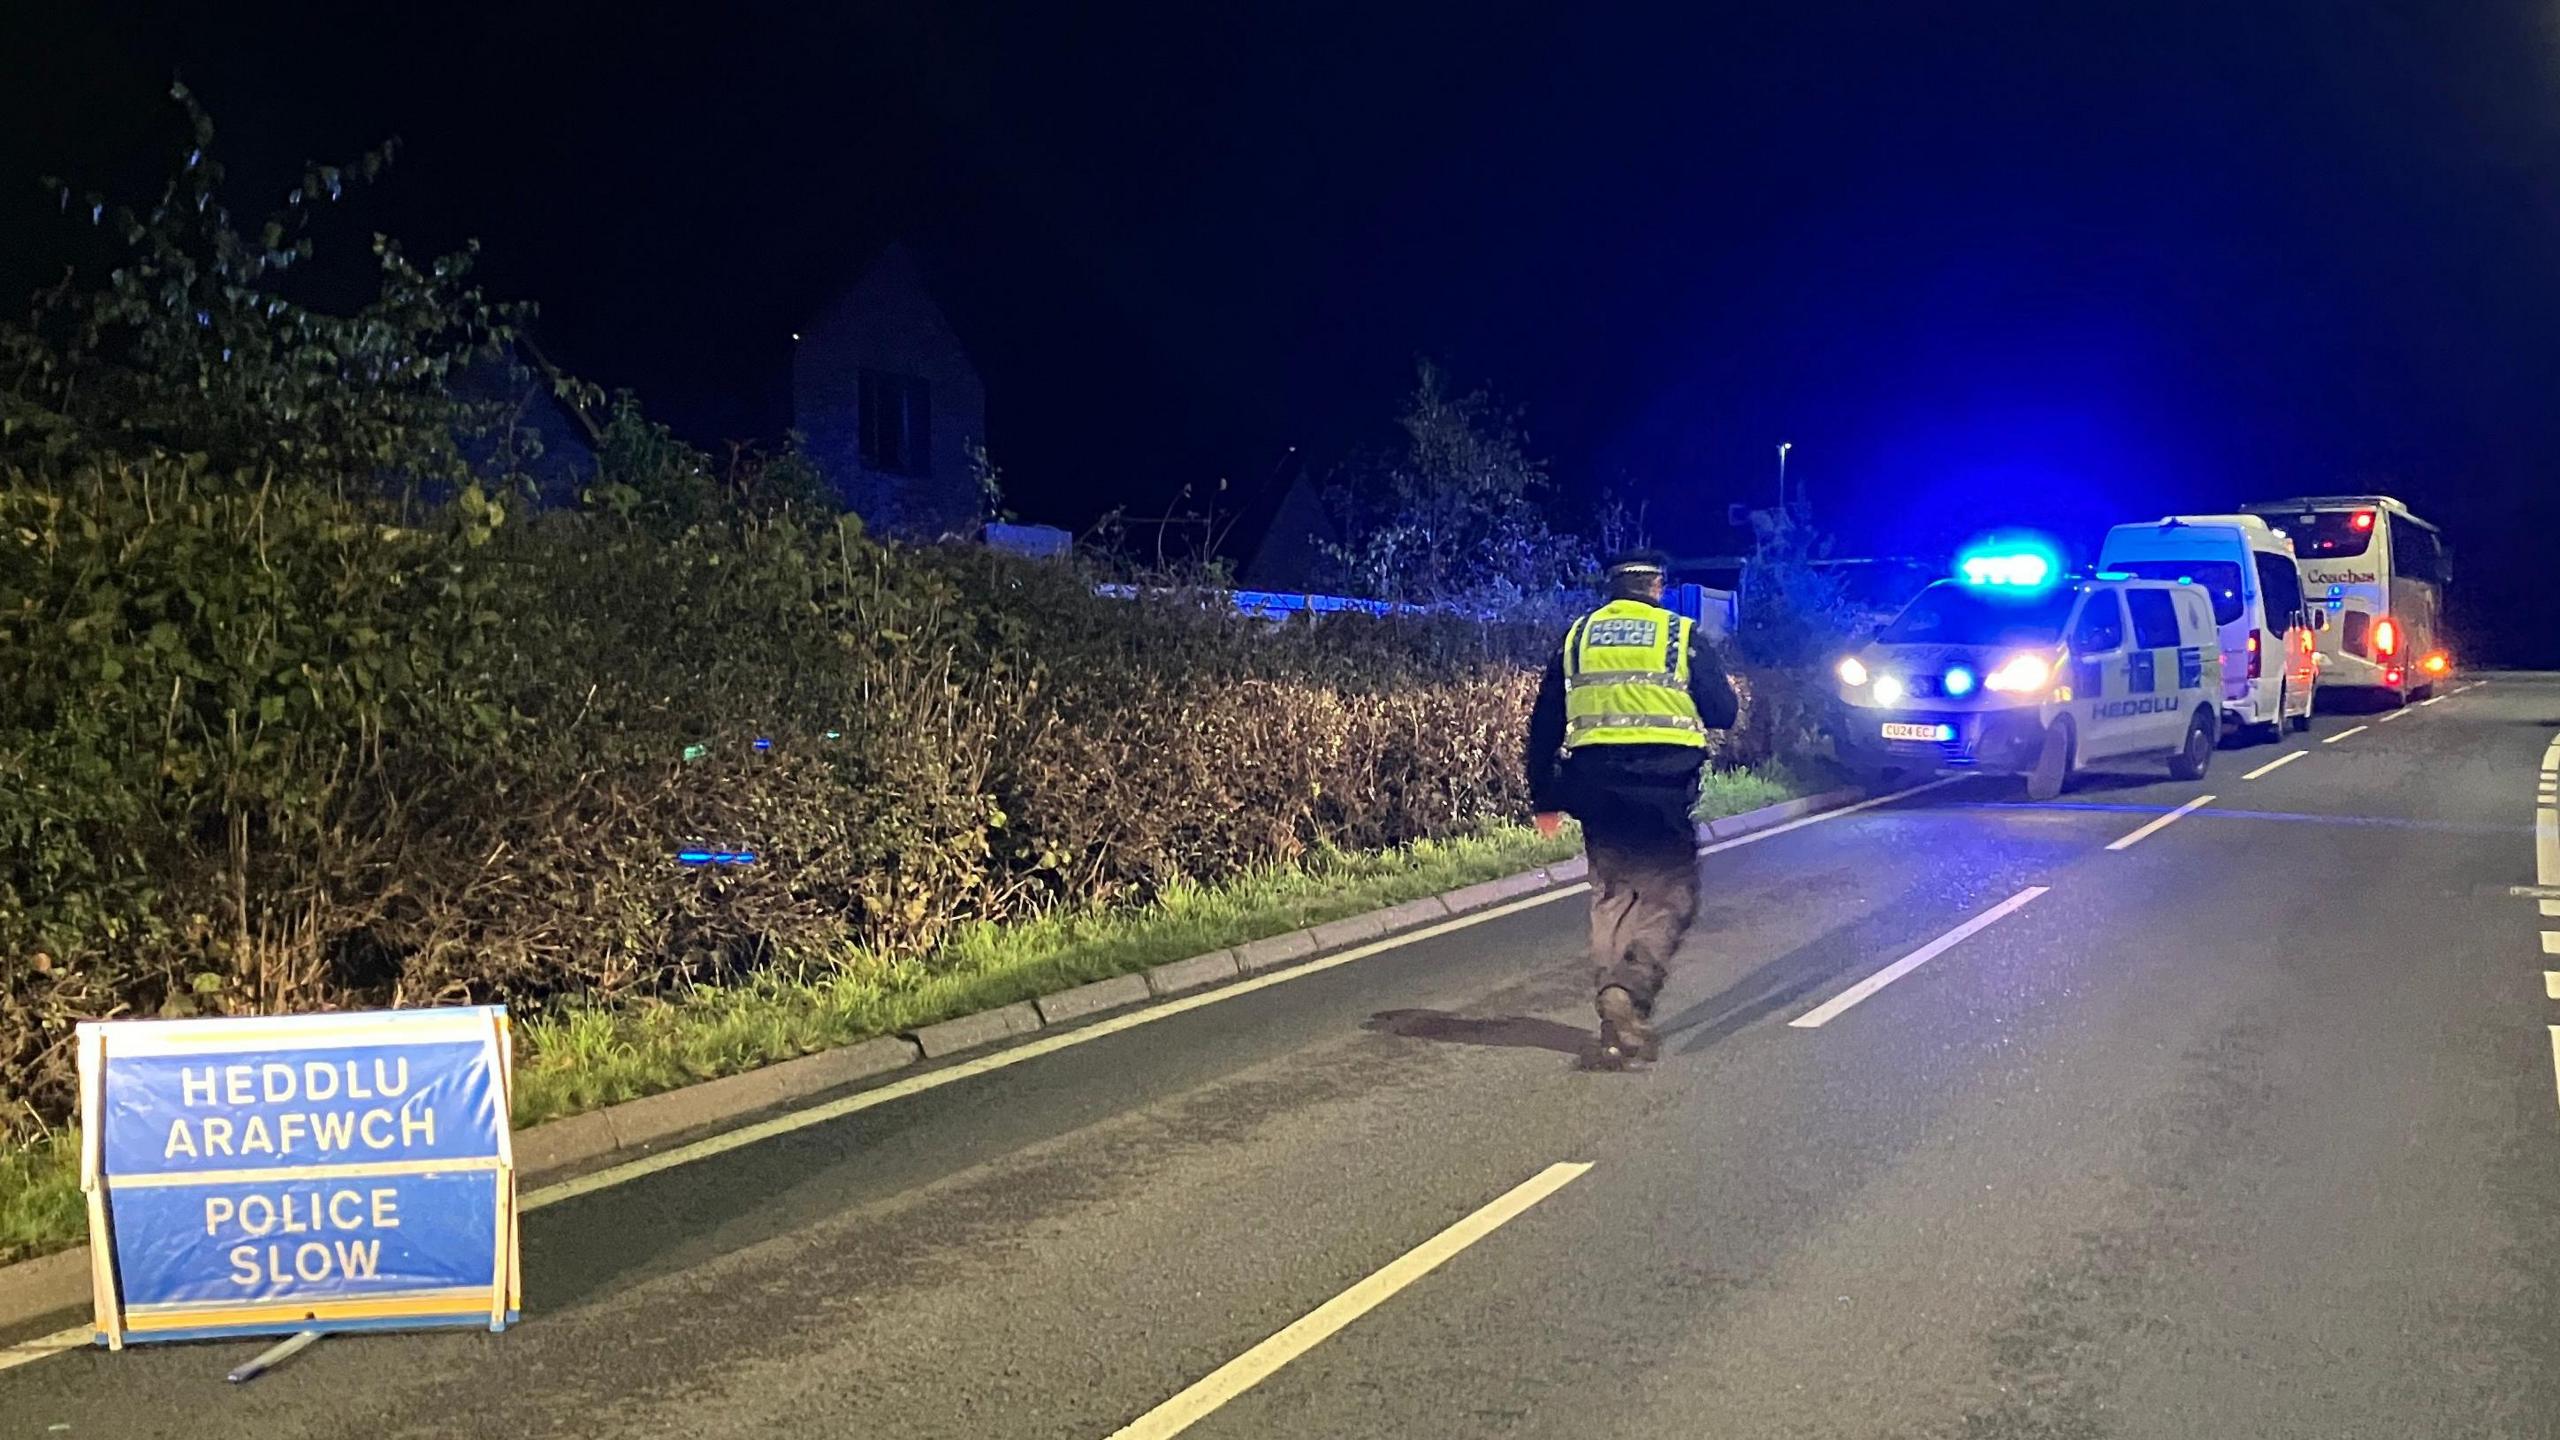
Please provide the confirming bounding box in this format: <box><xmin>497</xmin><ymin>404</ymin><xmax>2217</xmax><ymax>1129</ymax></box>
<box><xmin>1364</xmin><ymin>1009</ymin><xmax>1592</xmax><ymax>1056</ymax></box>
<box><xmin>1367</xmin><ymin>887</ymin><xmax>1995</xmax><ymax>1066</ymax></box>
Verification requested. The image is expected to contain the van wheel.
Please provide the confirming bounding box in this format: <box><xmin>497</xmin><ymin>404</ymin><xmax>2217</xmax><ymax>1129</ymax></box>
<box><xmin>2253</xmin><ymin>683</ymin><xmax>2288</xmax><ymax>745</ymax></box>
<box><xmin>2168</xmin><ymin>707</ymin><xmax>2217</xmax><ymax>781</ymax></box>
<box><xmin>2023</xmin><ymin>719</ymin><xmax>2074</xmax><ymax>802</ymax></box>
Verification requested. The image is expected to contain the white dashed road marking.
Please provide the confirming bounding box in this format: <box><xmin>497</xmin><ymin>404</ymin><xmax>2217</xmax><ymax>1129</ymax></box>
<box><xmin>1109</xmin><ymin>1162</ymin><xmax>1592</xmax><ymax>1438</ymax></box>
<box><xmin>2106</xmin><ymin>794</ymin><xmax>2215</xmax><ymax>852</ymax></box>
<box><xmin>1790</xmin><ymin>888</ymin><xmax>2049</xmax><ymax>1029</ymax></box>
<box><xmin>2242</xmin><ymin>751</ymin><xmax>2306</xmax><ymax>780</ymax></box>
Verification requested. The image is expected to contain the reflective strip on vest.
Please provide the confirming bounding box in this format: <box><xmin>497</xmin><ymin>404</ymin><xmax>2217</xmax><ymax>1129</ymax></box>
<box><xmin>1561</xmin><ymin>600</ymin><xmax>1708</xmax><ymax>750</ymax></box>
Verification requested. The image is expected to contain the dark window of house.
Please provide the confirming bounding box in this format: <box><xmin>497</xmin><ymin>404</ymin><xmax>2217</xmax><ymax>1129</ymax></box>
<box><xmin>859</xmin><ymin>370</ymin><xmax>932</xmax><ymax>477</ymax></box>
<box><xmin>2125</xmin><ymin>589</ymin><xmax>2181</xmax><ymax>650</ymax></box>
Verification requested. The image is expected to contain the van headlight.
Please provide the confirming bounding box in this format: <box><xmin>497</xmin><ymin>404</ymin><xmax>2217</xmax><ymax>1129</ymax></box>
<box><xmin>1984</xmin><ymin>653</ymin><xmax>2054</xmax><ymax>694</ymax></box>
<box><xmin>1836</xmin><ymin>656</ymin><xmax>1870</xmax><ymax>687</ymax></box>
<box><xmin>1872</xmin><ymin>674</ymin><xmax>1906</xmax><ymax>705</ymax></box>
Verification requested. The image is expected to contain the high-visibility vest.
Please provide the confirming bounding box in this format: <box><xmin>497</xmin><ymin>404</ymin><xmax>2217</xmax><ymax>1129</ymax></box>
<box><xmin>1561</xmin><ymin>599</ymin><xmax>1708</xmax><ymax>751</ymax></box>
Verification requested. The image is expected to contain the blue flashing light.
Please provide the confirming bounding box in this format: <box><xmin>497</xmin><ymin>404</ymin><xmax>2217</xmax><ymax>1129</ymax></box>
<box><xmin>753</xmin><ymin>737</ymin><xmax>773</xmax><ymax>752</ymax></box>
<box><xmin>1943</xmin><ymin>665</ymin><xmax>1977</xmax><ymax>697</ymax></box>
<box><xmin>2093</xmin><ymin>570</ymin><xmax>2133</xmax><ymax>581</ymax></box>
<box><xmin>676</xmin><ymin>850</ymin><xmax>760</xmax><ymax>866</ymax></box>
<box><xmin>1957</xmin><ymin>545</ymin><xmax>2058</xmax><ymax>589</ymax></box>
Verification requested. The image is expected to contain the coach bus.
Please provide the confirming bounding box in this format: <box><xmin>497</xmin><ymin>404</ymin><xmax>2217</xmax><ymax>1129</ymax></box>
<box><xmin>2237</xmin><ymin>494</ymin><xmax>2451</xmax><ymax>704</ymax></box>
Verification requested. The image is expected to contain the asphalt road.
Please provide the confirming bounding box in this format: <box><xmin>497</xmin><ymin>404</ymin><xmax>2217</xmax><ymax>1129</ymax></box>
<box><xmin>8</xmin><ymin>674</ymin><xmax>2559</xmax><ymax>1439</ymax></box>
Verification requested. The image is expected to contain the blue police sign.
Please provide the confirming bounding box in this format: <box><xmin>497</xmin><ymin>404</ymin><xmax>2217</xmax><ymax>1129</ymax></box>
<box><xmin>77</xmin><ymin>1007</ymin><xmax>520</xmax><ymax>1348</ymax></box>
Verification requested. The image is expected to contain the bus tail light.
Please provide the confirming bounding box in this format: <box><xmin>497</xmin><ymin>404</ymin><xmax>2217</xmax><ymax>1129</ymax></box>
<box><xmin>2353</xmin><ymin>510</ymin><xmax>2376</xmax><ymax>531</ymax></box>
<box><xmin>2372</xmin><ymin>617</ymin><xmax>2399</xmax><ymax>658</ymax></box>
<box><xmin>2246</xmin><ymin>629</ymin><xmax>2262</xmax><ymax>680</ymax></box>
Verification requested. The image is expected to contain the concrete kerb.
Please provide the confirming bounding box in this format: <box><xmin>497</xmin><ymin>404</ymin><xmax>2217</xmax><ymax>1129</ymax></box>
<box><xmin>1145</xmin><ymin>949</ymin><xmax>1242</xmax><ymax>996</ymax></box>
<box><xmin>0</xmin><ymin>783</ymin><xmax>1870</xmax><ymax>1335</ymax></box>
<box><xmin>910</xmin><ymin>1001</ymin><xmax>1043</xmax><ymax>1060</ymax></box>
<box><xmin>1035</xmin><ymin>972</ymin><xmax>1153</xmax><ymax>1026</ymax></box>
<box><xmin>1708</xmin><ymin>786</ymin><xmax>1862</xmax><ymax>843</ymax></box>
<box><xmin>1232</xmin><ymin>929</ymin><xmax>1319</xmax><ymax>974</ymax></box>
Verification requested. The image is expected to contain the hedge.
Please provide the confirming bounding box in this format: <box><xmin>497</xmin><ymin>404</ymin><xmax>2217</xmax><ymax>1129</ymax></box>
<box><xmin>1</xmin><ymin>458</ymin><xmax>1815</xmax><ymax>1139</ymax></box>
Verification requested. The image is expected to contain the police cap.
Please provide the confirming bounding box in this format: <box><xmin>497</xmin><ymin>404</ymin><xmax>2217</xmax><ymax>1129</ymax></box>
<box><xmin>1602</xmin><ymin>548</ymin><xmax>1672</xmax><ymax>578</ymax></box>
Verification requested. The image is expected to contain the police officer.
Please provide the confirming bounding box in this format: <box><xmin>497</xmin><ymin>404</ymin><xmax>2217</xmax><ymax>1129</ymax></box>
<box><xmin>1525</xmin><ymin>549</ymin><xmax>1739</xmax><ymax>1067</ymax></box>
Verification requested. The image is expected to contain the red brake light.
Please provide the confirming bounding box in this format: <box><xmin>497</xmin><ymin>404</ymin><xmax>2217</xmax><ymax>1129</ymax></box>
<box><xmin>2372</xmin><ymin>617</ymin><xmax>2399</xmax><ymax>657</ymax></box>
<box><xmin>2353</xmin><ymin>510</ymin><xmax>2376</xmax><ymax>531</ymax></box>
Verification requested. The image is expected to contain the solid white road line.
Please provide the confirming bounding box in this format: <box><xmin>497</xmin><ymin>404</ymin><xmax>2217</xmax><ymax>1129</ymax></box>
<box><xmin>1698</xmin><ymin>775</ymin><xmax>1966</xmax><ymax>858</ymax></box>
<box><xmin>2377</xmin><ymin>709</ymin><xmax>2410</xmax><ymax>723</ymax></box>
<box><xmin>2106</xmin><ymin>794</ymin><xmax>2216</xmax><ymax>852</ymax></box>
<box><xmin>1108</xmin><ymin>1162</ymin><xmax>1591</xmax><ymax>1439</ymax></box>
<box><xmin>2241</xmin><ymin>751</ymin><xmax>2307</xmax><ymax>781</ymax></box>
<box><xmin>1789</xmin><ymin>887</ymin><xmax>2049</xmax><ymax>1029</ymax></box>
<box><xmin>2323</xmin><ymin>725</ymin><xmax>2370</xmax><ymax>744</ymax></box>
<box><xmin>522</xmin><ymin>890</ymin><xmax>1584</xmax><ymax>1213</ymax></box>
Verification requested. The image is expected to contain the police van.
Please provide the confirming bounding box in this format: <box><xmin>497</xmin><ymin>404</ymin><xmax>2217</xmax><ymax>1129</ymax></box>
<box><xmin>1834</xmin><ymin>549</ymin><xmax>2227</xmax><ymax>800</ymax></box>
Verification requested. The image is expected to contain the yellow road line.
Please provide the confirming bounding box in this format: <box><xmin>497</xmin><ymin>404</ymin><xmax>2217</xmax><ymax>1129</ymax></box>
<box><xmin>0</xmin><ymin>1326</ymin><xmax>91</xmax><ymax>1374</ymax></box>
<box><xmin>1107</xmin><ymin>1162</ymin><xmax>1591</xmax><ymax>1438</ymax></box>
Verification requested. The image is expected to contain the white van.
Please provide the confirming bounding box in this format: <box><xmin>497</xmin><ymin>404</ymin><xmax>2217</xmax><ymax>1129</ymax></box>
<box><xmin>2097</xmin><ymin>515</ymin><xmax>2316</xmax><ymax>742</ymax></box>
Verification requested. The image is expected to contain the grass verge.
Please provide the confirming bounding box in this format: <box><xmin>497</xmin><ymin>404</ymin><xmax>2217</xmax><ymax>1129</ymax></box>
<box><xmin>0</xmin><ymin>763</ymin><xmax>1817</xmax><ymax>1267</ymax></box>
<box><xmin>0</xmin><ymin>1132</ymin><xmax>80</xmax><ymax>1272</ymax></box>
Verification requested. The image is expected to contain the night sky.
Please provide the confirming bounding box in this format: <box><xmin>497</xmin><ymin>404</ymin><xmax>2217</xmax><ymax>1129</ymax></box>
<box><xmin>7</xmin><ymin>2</ymin><xmax>2558</xmax><ymax>658</ymax></box>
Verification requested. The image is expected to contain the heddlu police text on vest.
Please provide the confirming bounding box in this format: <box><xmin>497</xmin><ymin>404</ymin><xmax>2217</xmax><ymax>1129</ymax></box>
<box><xmin>158</xmin><ymin>1056</ymin><xmax>434</xmax><ymax>1162</ymax></box>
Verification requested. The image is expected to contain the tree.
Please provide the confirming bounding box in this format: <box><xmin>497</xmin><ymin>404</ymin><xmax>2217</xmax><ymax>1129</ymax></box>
<box><xmin>1323</xmin><ymin>361</ymin><xmax>1589</xmax><ymax>610</ymax></box>
<box><xmin>1732</xmin><ymin>516</ymin><xmax>1860</xmax><ymax>669</ymax></box>
<box><xmin>0</xmin><ymin>83</ymin><xmax>529</xmax><ymax>500</ymax></box>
